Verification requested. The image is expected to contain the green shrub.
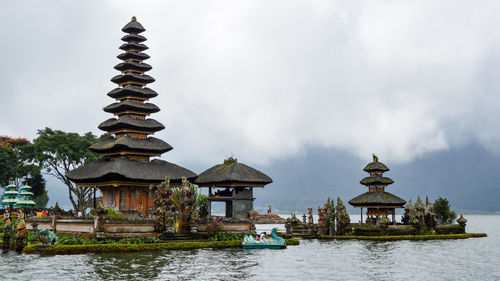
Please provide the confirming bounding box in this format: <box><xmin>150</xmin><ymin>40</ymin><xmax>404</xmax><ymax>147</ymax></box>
<box><xmin>104</xmin><ymin>208</ymin><xmax>123</xmax><ymax>219</ymax></box>
<box><xmin>434</xmin><ymin>197</ymin><xmax>457</xmax><ymax>224</ymax></box>
<box><xmin>210</xmin><ymin>232</ymin><xmax>245</xmax><ymax>241</ymax></box>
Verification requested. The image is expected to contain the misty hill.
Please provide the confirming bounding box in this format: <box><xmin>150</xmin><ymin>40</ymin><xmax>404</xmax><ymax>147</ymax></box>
<box><xmin>44</xmin><ymin>144</ymin><xmax>499</xmax><ymax>214</ymax></box>
<box><xmin>252</xmin><ymin>144</ymin><xmax>500</xmax><ymax>214</ymax></box>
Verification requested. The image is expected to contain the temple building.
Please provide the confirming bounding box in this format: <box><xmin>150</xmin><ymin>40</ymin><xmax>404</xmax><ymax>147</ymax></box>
<box><xmin>348</xmin><ymin>155</ymin><xmax>406</xmax><ymax>224</ymax></box>
<box><xmin>194</xmin><ymin>157</ymin><xmax>272</xmax><ymax>220</ymax></box>
<box><xmin>67</xmin><ymin>17</ymin><xmax>196</xmax><ymax>215</ymax></box>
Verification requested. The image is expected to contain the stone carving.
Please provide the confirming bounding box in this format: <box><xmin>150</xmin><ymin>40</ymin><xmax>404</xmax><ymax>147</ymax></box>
<box><xmin>457</xmin><ymin>214</ymin><xmax>467</xmax><ymax>227</ymax></box>
<box><xmin>16</xmin><ymin>209</ymin><xmax>26</xmax><ymax>239</ymax></box>
<box><xmin>318</xmin><ymin>207</ymin><xmax>325</xmax><ymax>226</ymax></box>
<box><xmin>307</xmin><ymin>208</ymin><xmax>314</xmax><ymax>225</ymax></box>
<box><xmin>38</xmin><ymin>229</ymin><xmax>58</xmax><ymax>246</ymax></box>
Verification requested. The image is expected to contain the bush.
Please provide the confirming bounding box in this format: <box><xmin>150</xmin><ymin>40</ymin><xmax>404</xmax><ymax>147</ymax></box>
<box><xmin>433</xmin><ymin>197</ymin><xmax>457</xmax><ymax>224</ymax></box>
<box><xmin>104</xmin><ymin>208</ymin><xmax>123</xmax><ymax>219</ymax></box>
<box><xmin>210</xmin><ymin>232</ymin><xmax>244</xmax><ymax>241</ymax></box>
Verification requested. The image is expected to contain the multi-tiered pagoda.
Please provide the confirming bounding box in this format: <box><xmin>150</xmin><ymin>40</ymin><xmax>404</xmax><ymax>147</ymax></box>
<box><xmin>67</xmin><ymin>17</ymin><xmax>196</xmax><ymax>216</ymax></box>
<box><xmin>348</xmin><ymin>155</ymin><xmax>406</xmax><ymax>224</ymax></box>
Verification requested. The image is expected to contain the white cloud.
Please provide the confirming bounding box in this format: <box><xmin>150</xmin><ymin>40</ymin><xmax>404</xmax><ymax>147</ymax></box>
<box><xmin>1</xmin><ymin>1</ymin><xmax>500</xmax><ymax>167</ymax></box>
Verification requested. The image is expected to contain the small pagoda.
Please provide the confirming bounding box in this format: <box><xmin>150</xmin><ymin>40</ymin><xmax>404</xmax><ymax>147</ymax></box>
<box><xmin>14</xmin><ymin>184</ymin><xmax>35</xmax><ymax>209</ymax></box>
<box><xmin>348</xmin><ymin>155</ymin><xmax>406</xmax><ymax>224</ymax></box>
<box><xmin>67</xmin><ymin>17</ymin><xmax>196</xmax><ymax>215</ymax></box>
<box><xmin>1</xmin><ymin>183</ymin><xmax>19</xmax><ymax>209</ymax></box>
<box><xmin>194</xmin><ymin>157</ymin><xmax>272</xmax><ymax>220</ymax></box>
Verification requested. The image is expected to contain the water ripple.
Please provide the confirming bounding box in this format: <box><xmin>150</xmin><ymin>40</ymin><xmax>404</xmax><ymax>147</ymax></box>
<box><xmin>0</xmin><ymin>215</ymin><xmax>498</xmax><ymax>281</ymax></box>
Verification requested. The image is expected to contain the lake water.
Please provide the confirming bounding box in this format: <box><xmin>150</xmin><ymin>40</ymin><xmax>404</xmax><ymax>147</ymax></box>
<box><xmin>0</xmin><ymin>215</ymin><xmax>498</xmax><ymax>281</ymax></box>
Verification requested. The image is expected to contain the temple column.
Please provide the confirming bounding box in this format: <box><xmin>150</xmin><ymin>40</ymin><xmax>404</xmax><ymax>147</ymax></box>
<box><xmin>392</xmin><ymin>209</ymin><xmax>396</xmax><ymax>224</ymax></box>
<box><xmin>208</xmin><ymin>187</ymin><xmax>212</xmax><ymax>218</ymax></box>
<box><xmin>361</xmin><ymin>207</ymin><xmax>363</xmax><ymax>224</ymax></box>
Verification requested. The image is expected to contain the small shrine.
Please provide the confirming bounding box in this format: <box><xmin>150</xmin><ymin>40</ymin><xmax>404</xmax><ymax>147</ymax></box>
<box><xmin>15</xmin><ymin>184</ymin><xmax>35</xmax><ymax>209</ymax></box>
<box><xmin>1</xmin><ymin>183</ymin><xmax>19</xmax><ymax>208</ymax></box>
<box><xmin>67</xmin><ymin>17</ymin><xmax>196</xmax><ymax>216</ymax></box>
<box><xmin>348</xmin><ymin>155</ymin><xmax>406</xmax><ymax>224</ymax></box>
<box><xmin>194</xmin><ymin>157</ymin><xmax>272</xmax><ymax>220</ymax></box>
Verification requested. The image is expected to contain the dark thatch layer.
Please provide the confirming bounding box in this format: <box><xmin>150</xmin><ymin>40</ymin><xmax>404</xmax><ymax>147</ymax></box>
<box><xmin>66</xmin><ymin>157</ymin><xmax>196</xmax><ymax>183</ymax></box>
<box><xmin>98</xmin><ymin>116</ymin><xmax>164</xmax><ymax>132</ymax></box>
<box><xmin>104</xmin><ymin>100</ymin><xmax>160</xmax><ymax>114</ymax></box>
<box><xmin>364</xmin><ymin>161</ymin><xmax>390</xmax><ymax>172</ymax></box>
<box><xmin>89</xmin><ymin>134</ymin><xmax>172</xmax><ymax>154</ymax></box>
<box><xmin>107</xmin><ymin>85</ymin><xmax>158</xmax><ymax>99</ymax></box>
<box><xmin>114</xmin><ymin>61</ymin><xmax>152</xmax><ymax>72</ymax></box>
<box><xmin>122</xmin><ymin>18</ymin><xmax>145</xmax><ymax>34</ymax></box>
<box><xmin>111</xmin><ymin>73</ymin><xmax>155</xmax><ymax>85</ymax></box>
<box><xmin>194</xmin><ymin>162</ymin><xmax>272</xmax><ymax>186</ymax></box>
<box><xmin>348</xmin><ymin>192</ymin><xmax>406</xmax><ymax>207</ymax></box>
<box><xmin>119</xmin><ymin>42</ymin><xmax>148</xmax><ymax>52</ymax></box>
<box><xmin>122</xmin><ymin>34</ymin><xmax>146</xmax><ymax>43</ymax></box>
<box><xmin>117</xmin><ymin>52</ymin><xmax>150</xmax><ymax>61</ymax></box>
<box><xmin>360</xmin><ymin>176</ymin><xmax>394</xmax><ymax>186</ymax></box>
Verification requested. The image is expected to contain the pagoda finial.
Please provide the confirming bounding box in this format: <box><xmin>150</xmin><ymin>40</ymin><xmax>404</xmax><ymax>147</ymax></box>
<box><xmin>372</xmin><ymin>154</ymin><xmax>378</xmax><ymax>162</ymax></box>
<box><xmin>132</xmin><ymin>16</ymin><xmax>137</xmax><ymax>22</ymax></box>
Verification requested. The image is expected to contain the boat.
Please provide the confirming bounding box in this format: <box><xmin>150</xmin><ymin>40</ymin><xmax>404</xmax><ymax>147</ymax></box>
<box><xmin>242</xmin><ymin>228</ymin><xmax>287</xmax><ymax>249</ymax></box>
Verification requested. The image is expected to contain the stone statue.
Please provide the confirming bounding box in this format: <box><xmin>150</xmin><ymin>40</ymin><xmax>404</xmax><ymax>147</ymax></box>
<box><xmin>318</xmin><ymin>207</ymin><xmax>325</xmax><ymax>226</ymax></box>
<box><xmin>457</xmin><ymin>214</ymin><xmax>467</xmax><ymax>227</ymax></box>
<box><xmin>16</xmin><ymin>209</ymin><xmax>27</xmax><ymax>239</ymax></box>
<box><xmin>158</xmin><ymin>176</ymin><xmax>171</xmax><ymax>195</ymax></box>
<box><xmin>285</xmin><ymin>218</ymin><xmax>292</xmax><ymax>236</ymax></box>
<box><xmin>307</xmin><ymin>208</ymin><xmax>314</xmax><ymax>225</ymax></box>
<box><xmin>3</xmin><ymin>211</ymin><xmax>13</xmax><ymax>237</ymax></box>
<box><xmin>38</xmin><ymin>229</ymin><xmax>58</xmax><ymax>246</ymax></box>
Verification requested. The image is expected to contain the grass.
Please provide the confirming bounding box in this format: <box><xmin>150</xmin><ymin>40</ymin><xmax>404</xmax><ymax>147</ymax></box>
<box><xmin>23</xmin><ymin>238</ymin><xmax>300</xmax><ymax>255</ymax></box>
<box><xmin>318</xmin><ymin>233</ymin><xmax>487</xmax><ymax>241</ymax></box>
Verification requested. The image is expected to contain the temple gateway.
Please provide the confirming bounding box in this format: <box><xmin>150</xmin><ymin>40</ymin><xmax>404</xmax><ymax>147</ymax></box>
<box><xmin>67</xmin><ymin>17</ymin><xmax>196</xmax><ymax>216</ymax></box>
<box><xmin>348</xmin><ymin>155</ymin><xmax>406</xmax><ymax>224</ymax></box>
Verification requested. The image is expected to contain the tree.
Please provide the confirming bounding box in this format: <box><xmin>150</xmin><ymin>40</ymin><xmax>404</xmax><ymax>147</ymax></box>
<box><xmin>433</xmin><ymin>197</ymin><xmax>457</xmax><ymax>224</ymax></box>
<box><xmin>31</xmin><ymin>128</ymin><xmax>100</xmax><ymax>212</ymax></box>
<box><xmin>196</xmin><ymin>193</ymin><xmax>209</xmax><ymax>218</ymax></box>
<box><xmin>0</xmin><ymin>136</ymin><xmax>48</xmax><ymax>206</ymax></box>
<box><xmin>0</xmin><ymin>145</ymin><xmax>17</xmax><ymax>185</ymax></box>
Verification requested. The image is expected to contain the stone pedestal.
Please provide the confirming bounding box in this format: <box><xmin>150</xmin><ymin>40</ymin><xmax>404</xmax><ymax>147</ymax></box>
<box><xmin>14</xmin><ymin>237</ymin><xmax>25</xmax><ymax>252</ymax></box>
<box><xmin>2</xmin><ymin>235</ymin><xmax>11</xmax><ymax>250</ymax></box>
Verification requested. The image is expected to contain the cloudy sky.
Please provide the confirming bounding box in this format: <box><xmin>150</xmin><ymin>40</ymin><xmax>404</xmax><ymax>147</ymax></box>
<box><xmin>2</xmin><ymin>1</ymin><xmax>500</xmax><ymax>169</ymax></box>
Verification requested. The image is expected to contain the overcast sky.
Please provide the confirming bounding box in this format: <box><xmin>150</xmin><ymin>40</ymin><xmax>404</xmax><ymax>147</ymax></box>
<box><xmin>2</xmin><ymin>1</ymin><xmax>500</xmax><ymax>168</ymax></box>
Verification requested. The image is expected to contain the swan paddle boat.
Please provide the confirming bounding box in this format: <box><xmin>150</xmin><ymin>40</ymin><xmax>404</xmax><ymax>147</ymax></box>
<box><xmin>242</xmin><ymin>228</ymin><xmax>287</xmax><ymax>249</ymax></box>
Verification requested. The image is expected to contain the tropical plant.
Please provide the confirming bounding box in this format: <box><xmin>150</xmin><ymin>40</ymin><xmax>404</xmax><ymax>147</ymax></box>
<box><xmin>433</xmin><ymin>197</ymin><xmax>457</xmax><ymax>224</ymax></box>
<box><xmin>30</xmin><ymin>128</ymin><xmax>100</xmax><ymax>212</ymax></box>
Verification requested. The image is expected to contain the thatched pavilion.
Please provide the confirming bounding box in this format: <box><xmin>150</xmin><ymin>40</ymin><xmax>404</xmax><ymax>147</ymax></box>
<box><xmin>348</xmin><ymin>155</ymin><xmax>406</xmax><ymax>224</ymax></box>
<box><xmin>194</xmin><ymin>157</ymin><xmax>272</xmax><ymax>220</ymax></box>
<box><xmin>67</xmin><ymin>17</ymin><xmax>196</xmax><ymax>215</ymax></box>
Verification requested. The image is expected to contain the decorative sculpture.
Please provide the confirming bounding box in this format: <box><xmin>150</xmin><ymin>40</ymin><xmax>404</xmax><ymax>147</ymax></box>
<box><xmin>307</xmin><ymin>208</ymin><xmax>314</xmax><ymax>225</ymax></box>
<box><xmin>318</xmin><ymin>207</ymin><xmax>325</xmax><ymax>226</ymax></box>
<box><xmin>15</xmin><ymin>209</ymin><xmax>26</xmax><ymax>239</ymax></box>
<box><xmin>38</xmin><ymin>229</ymin><xmax>58</xmax><ymax>246</ymax></box>
<box><xmin>457</xmin><ymin>214</ymin><xmax>467</xmax><ymax>227</ymax></box>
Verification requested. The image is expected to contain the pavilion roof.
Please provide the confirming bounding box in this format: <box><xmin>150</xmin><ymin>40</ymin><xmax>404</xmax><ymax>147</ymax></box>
<box><xmin>107</xmin><ymin>85</ymin><xmax>158</xmax><ymax>100</ymax></box>
<box><xmin>66</xmin><ymin>157</ymin><xmax>196</xmax><ymax>184</ymax></box>
<box><xmin>194</xmin><ymin>158</ymin><xmax>272</xmax><ymax>187</ymax></box>
<box><xmin>103</xmin><ymin>99</ymin><xmax>160</xmax><ymax>114</ymax></box>
<box><xmin>360</xmin><ymin>176</ymin><xmax>394</xmax><ymax>186</ymax></box>
<box><xmin>90</xmin><ymin>134</ymin><xmax>172</xmax><ymax>154</ymax></box>
<box><xmin>98</xmin><ymin>116</ymin><xmax>165</xmax><ymax>132</ymax></box>
<box><xmin>122</xmin><ymin>17</ymin><xmax>145</xmax><ymax>34</ymax></box>
<box><xmin>348</xmin><ymin>191</ymin><xmax>406</xmax><ymax>207</ymax></box>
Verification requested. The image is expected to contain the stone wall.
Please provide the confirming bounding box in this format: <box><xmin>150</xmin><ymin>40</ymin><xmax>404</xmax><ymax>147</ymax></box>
<box><xmin>26</xmin><ymin>216</ymin><xmax>156</xmax><ymax>237</ymax></box>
